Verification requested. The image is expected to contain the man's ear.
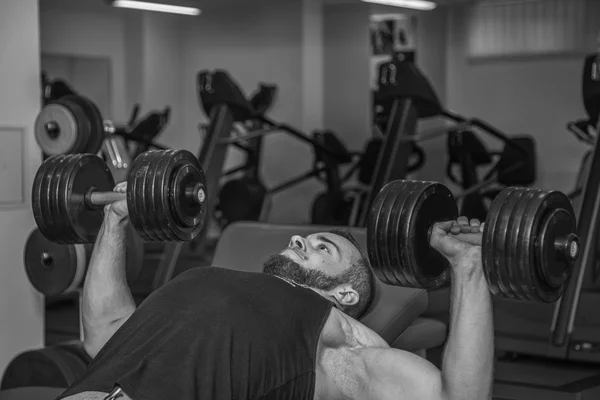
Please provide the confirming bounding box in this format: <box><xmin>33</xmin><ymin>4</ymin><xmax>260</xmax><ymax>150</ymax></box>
<box><xmin>329</xmin><ymin>284</ymin><xmax>359</xmax><ymax>307</ymax></box>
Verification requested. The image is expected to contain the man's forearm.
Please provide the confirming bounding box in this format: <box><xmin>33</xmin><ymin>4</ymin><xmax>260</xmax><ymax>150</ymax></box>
<box><xmin>441</xmin><ymin>265</ymin><xmax>494</xmax><ymax>400</ymax></box>
<box><xmin>82</xmin><ymin>215</ymin><xmax>136</xmax><ymax>333</ymax></box>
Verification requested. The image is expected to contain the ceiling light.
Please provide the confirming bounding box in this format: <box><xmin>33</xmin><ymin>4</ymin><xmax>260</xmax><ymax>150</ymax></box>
<box><xmin>362</xmin><ymin>0</ymin><xmax>437</xmax><ymax>11</ymax></box>
<box><xmin>111</xmin><ymin>1</ymin><xmax>201</xmax><ymax>16</ymax></box>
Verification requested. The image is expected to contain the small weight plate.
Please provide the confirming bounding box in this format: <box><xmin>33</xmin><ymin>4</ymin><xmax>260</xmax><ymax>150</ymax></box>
<box><xmin>58</xmin><ymin>96</ymin><xmax>93</xmax><ymax>154</ymax></box>
<box><xmin>49</xmin><ymin>155</ymin><xmax>75</xmax><ymax>244</ymax></box>
<box><xmin>482</xmin><ymin>187</ymin><xmax>514</xmax><ymax>298</ymax></box>
<box><xmin>396</xmin><ymin>181</ymin><xmax>426</xmax><ymax>288</ymax></box>
<box><xmin>150</xmin><ymin>150</ymin><xmax>174</xmax><ymax>242</ymax></box>
<box><xmin>138</xmin><ymin>150</ymin><xmax>164</xmax><ymax>242</ymax></box>
<box><xmin>128</xmin><ymin>151</ymin><xmax>157</xmax><ymax>242</ymax></box>
<box><xmin>380</xmin><ymin>181</ymin><xmax>410</xmax><ymax>286</ymax></box>
<box><xmin>495</xmin><ymin>188</ymin><xmax>528</xmax><ymax>300</ymax></box>
<box><xmin>70</xmin><ymin>95</ymin><xmax>105</xmax><ymax>155</ymax></box>
<box><xmin>34</xmin><ymin>103</ymin><xmax>79</xmax><ymax>155</ymax></box>
<box><xmin>32</xmin><ymin>156</ymin><xmax>62</xmax><ymax>241</ymax></box>
<box><xmin>23</xmin><ymin>229</ymin><xmax>84</xmax><ymax>296</ymax></box>
<box><xmin>389</xmin><ymin>181</ymin><xmax>417</xmax><ymax>287</ymax></box>
<box><xmin>367</xmin><ymin>181</ymin><xmax>395</xmax><ymax>285</ymax></box>
<box><xmin>508</xmin><ymin>189</ymin><xmax>538</xmax><ymax>301</ymax></box>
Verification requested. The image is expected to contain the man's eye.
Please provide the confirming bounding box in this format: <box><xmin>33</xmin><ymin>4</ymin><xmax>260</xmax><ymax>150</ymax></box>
<box><xmin>319</xmin><ymin>244</ymin><xmax>330</xmax><ymax>253</ymax></box>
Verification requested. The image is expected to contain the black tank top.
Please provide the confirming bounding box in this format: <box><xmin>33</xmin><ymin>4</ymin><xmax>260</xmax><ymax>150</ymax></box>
<box><xmin>57</xmin><ymin>267</ymin><xmax>333</xmax><ymax>400</ymax></box>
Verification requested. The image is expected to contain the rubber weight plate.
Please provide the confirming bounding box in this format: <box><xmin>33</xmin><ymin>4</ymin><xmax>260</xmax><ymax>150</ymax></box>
<box><xmin>69</xmin><ymin>95</ymin><xmax>105</xmax><ymax>155</ymax></box>
<box><xmin>367</xmin><ymin>181</ymin><xmax>396</xmax><ymax>285</ymax></box>
<box><xmin>379</xmin><ymin>181</ymin><xmax>410</xmax><ymax>286</ymax></box>
<box><xmin>525</xmin><ymin>190</ymin><xmax>578</xmax><ymax>303</ymax></box>
<box><xmin>389</xmin><ymin>181</ymin><xmax>418</xmax><ymax>287</ymax></box>
<box><xmin>507</xmin><ymin>190</ymin><xmax>537</xmax><ymax>301</ymax></box>
<box><xmin>146</xmin><ymin>150</ymin><xmax>174</xmax><ymax>243</ymax></box>
<box><xmin>402</xmin><ymin>182</ymin><xmax>457</xmax><ymax>289</ymax></box>
<box><xmin>23</xmin><ymin>229</ymin><xmax>87</xmax><ymax>296</ymax></box>
<box><xmin>32</xmin><ymin>156</ymin><xmax>63</xmax><ymax>242</ymax></box>
<box><xmin>34</xmin><ymin>99</ymin><xmax>86</xmax><ymax>156</ymax></box>
<box><xmin>164</xmin><ymin>150</ymin><xmax>207</xmax><ymax>241</ymax></box>
<box><xmin>482</xmin><ymin>187</ymin><xmax>514</xmax><ymax>298</ymax></box>
<box><xmin>491</xmin><ymin>188</ymin><xmax>528</xmax><ymax>300</ymax></box>
<box><xmin>128</xmin><ymin>152</ymin><xmax>158</xmax><ymax>242</ymax></box>
<box><xmin>367</xmin><ymin>180</ymin><xmax>457</xmax><ymax>288</ymax></box>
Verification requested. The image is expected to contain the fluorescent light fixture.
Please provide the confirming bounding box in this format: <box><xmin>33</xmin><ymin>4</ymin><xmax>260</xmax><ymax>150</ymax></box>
<box><xmin>112</xmin><ymin>0</ymin><xmax>201</xmax><ymax>16</ymax></box>
<box><xmin>362</xmin><ymin>0</ymin><xmax>437</xmax><ymax>11</ymax></box>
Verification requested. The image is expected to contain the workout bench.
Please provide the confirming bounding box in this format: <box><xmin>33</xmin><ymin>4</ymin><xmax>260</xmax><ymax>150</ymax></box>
<box><xmin>211</xmin><ymin>221</ymin><xmax>448</xmax><ymax>355</ymax></box>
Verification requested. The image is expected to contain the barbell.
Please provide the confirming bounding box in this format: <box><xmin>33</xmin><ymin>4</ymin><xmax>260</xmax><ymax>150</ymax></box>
<box><xmin>32</xmin><ymin>149</ymin><xmax>207</xmax><ymax>244</ymax></box>
<box><xmin>367</xmin><ymin>180</ymin><xmax>579</xmax><ymax>303</ymax></box>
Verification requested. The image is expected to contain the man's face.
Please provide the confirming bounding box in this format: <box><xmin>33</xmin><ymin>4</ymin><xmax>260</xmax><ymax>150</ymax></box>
<box><xmin>262</xmin><ymin>233</ymin><xmax>361</xmax><ymax>294</ymax></box>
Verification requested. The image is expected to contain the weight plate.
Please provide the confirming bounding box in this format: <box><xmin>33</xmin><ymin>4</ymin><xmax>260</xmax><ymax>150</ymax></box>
<box><xmin>379</xmin><ymin>181</ymin><xmax>409</xmax><ymax>286</ymax></box>
<box><xmin>537</xmin><ymin>209</ymin><xmax>575</xmax><ymax>288</ymax></box>
<box><xmin>128</xmin><ymin>151</ymin><xmax>157</xmax><ymax>242</ymax></box>
<box><xmin>367</xmin><ymin>181</ymin><xmax>396</xmax><ymax>285</ymax></box>
<box><xmin>139</xmin><ymin>150</ymin><xmax>164</xmax><ymax>242</ymax></box>
<box><xmin>162</xmin><ymin>150</ymin><xmax>206</xmax><ymax>242</ymax></box>
<box><xmin>23</xmin><ymin>229</ymin><xmax>84</xmax><ymax>296</ymax></box>
<box><xmin>150</xmin><ymin>150</ymin><xmax>174</xmax><ymax>242</ymax></box>
<box><xmin>507</xmin><ymin>189</ymin><xmax>537</xmax><ymax>301</ymax></box>
<box><xmin>72</xmin><ymin>96</ymin><xmax>105</xmax><ymax>155</ymax></box>
<box><xmin>61</xmin><ymin>154</ymin><xmax>115</xmax><ymax>244</ymax></box>
<box><xmin>58</xmin><ymin>96</ymin><xmax>92</xmax><ymax>154</ymax></box>
<box><xmin>525</xmin><ymin>191</ymin><xmax>576</xmax><ymax>302</ymax></box>
<box><xmin>482</xmin><ymin>187</ymin><xmax>514</xmax><ymax>298</ymax></box>
<box><xmin>48</xmin><ymin>155</ymin><xmax>73</xmax><ymax>244</ymax></box>
<box><xmin>403</xmin><ymin>182</ymin><xmax>456</xmax><ymax>289</ymax></box>
<box><xmin>171</xmin><ymin>161</ymin><xmax>206</xmax><ymax>230</ymax></box>
<box><xmin>53</xmin><ymin>155</ymin><xmax>81</xmax><ymax>244</ymax></box>
<box><xmin>493</xmin><ymin>188</ymin><xmax>527</xmax><ymax>300</ymax></box>
<box><xmin>32</xmin><ymin>156</ymin><xmax>62</xmax><ymax>241</ymax></box>
<box><xmin>396</xmin><ymin>181</ymin><xmax>425</xmax><ymax>287</ymax></box>
<box><xmin>389</xmin><ymin>181</ymin><xmax>417</xmax><ymax>287</ymax></box>
<box><xmin>55</xmin><ymin>155</ymin><xmax>84</xmax><ymax>244</ymax></box>
<box><xmin>34</xmin><ymin>103</ymin><xmax>79</xmax><ymax>155</ymax></box>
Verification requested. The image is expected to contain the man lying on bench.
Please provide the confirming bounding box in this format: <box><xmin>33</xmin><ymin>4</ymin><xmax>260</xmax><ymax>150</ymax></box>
<box><xmin>57</xmin><ymin>182</ymin><xmax>492</xmax><ymax>400</ymax></box>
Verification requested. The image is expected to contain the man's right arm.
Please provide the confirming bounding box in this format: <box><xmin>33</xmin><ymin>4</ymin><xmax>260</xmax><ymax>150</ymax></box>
<box><xmin>82</xmin><ymin>212</ymin><xmax>136</xmax><ymax>359</ymax></box>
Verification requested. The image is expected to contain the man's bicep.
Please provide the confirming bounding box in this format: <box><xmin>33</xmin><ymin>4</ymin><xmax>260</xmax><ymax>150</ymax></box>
<box><xmin>362</xmin><ymin>347</ymin><xmax>446</xmax><ymax>400</ymax></box>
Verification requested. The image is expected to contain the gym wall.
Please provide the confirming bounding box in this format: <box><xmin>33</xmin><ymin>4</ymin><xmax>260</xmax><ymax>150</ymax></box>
<box><xmin>445</xmin><ymin>4</ymin><xmax>594</xmax><ymax>194</ymax></box>
<box><xmin>0</xmin><ymin>0</ymin><xmax>44</xmax><ymax>376</ymax></box>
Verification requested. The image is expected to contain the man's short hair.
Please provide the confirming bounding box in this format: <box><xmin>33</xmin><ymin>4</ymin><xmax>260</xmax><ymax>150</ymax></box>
<box><xmin>328</xmin><ymin>229</ymin><xmax>376</xmax><ymax>319</ymax></box>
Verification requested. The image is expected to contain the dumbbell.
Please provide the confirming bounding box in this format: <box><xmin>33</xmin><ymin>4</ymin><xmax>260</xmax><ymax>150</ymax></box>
<box><xmin>23</xmin><ymin>227</ymin><xmax>144</xmax><ymax>296</ymax></box>
<box><xmin>32</xmin><ymin>149</ymin><xmax>207</xmax><ymax>245</ymax></box>
<box><xmin>367</xmin><ymin>180</ymin><xmax>580</xmax><ymax>303</ymax></box>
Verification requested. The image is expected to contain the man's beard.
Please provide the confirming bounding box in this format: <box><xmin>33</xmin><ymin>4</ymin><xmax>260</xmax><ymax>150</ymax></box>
<box><xmin>262</xmin><ymin>253</ymin><xmax>346</xmax><ymax>291</ymax></box>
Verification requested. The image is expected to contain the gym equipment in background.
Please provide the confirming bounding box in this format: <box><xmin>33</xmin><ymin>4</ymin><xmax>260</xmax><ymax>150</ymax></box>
<box><xmin>24</xmin><ymin>227</ymin><xmax>144</xmax><ymax>297</ymax></box>
<box><xmin>445</xmin><ymin>129</ymin><xmax>537</xmax><ymax>221</ymax></box>
<box><xmin>359</xmin><ymin>58</ymin><xmax>533</xmax><ymax>228</ymax></box>
<box><xmin>1</xmin><ymin>341</ymin><xmax>91</xmax><ymax>390</ymax></box>
<box><xmin>35</xmin><ymin>78</ymin><xmax>171</xmax><ymax>157</ymax></box>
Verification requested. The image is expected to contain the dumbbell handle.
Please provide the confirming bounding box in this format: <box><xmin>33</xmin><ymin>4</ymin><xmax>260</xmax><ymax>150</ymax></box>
<box><xmin>86</xmin><ymin>185</ymin><xmax>207</xmax><ymax>208</ymax></box>
<box><xmin>88</xmin><ymin>191</ymin><xmax>126</xmax><ymax>206</ymax></box>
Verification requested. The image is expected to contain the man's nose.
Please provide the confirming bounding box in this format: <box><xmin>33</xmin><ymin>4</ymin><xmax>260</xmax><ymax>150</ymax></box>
<box><xmin>290</xmin><ymin>235</ymin><xmax>306</xmax><ymax>251</ymax></box>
